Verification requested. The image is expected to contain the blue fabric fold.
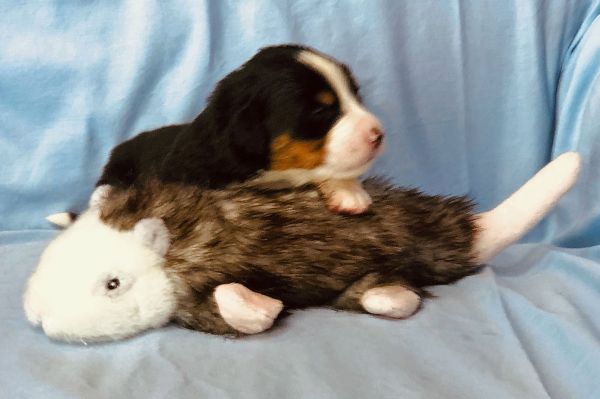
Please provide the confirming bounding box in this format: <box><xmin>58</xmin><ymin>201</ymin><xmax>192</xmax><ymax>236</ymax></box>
<box><xmin>1</xmin><ymin>1</ymin><xmax>599</xmax><ymax>397</ymax></box>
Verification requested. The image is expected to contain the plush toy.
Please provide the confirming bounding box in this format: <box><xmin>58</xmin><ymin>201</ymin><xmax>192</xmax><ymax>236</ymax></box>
<box><xmin>24</xmin><ymin>153</ymin><xmax>580</xmax><ymax>343</ymax></box>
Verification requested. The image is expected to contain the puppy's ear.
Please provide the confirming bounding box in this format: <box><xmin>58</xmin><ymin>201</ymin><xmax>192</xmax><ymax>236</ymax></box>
<box><xmin>133</xmin><ymin>218</ymin><xmax>170</xmax><ymax>256</ymax></box>
<box><xmin>230</xmin><ymin>93</ymin><xmax>268</xmax><ymax>158</ymax></box>
<box><xmin>212</xmin><ymin>70</ymin><xmax>269</xmax><ymax>161</ymax></box>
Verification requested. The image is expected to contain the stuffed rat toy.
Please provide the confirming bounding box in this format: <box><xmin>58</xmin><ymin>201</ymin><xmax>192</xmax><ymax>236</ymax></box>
<box><xmin>24</xmin><ymin>153</ymin><xmax>580</xmax><ymax>343</ymax></box>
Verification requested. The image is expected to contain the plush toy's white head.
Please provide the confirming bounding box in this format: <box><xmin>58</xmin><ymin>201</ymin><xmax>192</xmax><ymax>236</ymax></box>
<box><xmin>24</xmin><ymin>209</ymin><xmax>176</xmax><ymax>343</ymax></box>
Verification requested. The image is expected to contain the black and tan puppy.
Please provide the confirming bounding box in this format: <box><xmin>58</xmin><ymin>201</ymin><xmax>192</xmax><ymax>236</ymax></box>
<box><xmin>98</xmin><ymin>44</ymin><xmax>384</xmax><ymax>214</ymax></box>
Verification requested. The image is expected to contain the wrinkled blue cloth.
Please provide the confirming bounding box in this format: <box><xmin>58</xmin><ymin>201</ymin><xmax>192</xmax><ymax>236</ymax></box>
<box><xmin>1</xmin><ymin>1</ymin><xmax>600</xmax><ymax>398</ymax></box>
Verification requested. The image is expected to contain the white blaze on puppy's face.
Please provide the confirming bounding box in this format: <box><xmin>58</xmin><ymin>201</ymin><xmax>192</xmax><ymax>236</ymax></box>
<box><xmin>297</xmin><ymin>50</ymin><xmax>384</xmax><ymax>178</ymax></box>
<box><xmin>23</xmin><ymin>211</ymin><xmax>176</xmax><ymax>342</ymax></box>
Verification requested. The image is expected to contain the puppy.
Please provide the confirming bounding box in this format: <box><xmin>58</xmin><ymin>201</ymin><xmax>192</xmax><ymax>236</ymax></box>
<box><xmin>98</xmin><ymin>44</ymin><xmax>384</xmax><ymax>214</ymax></box>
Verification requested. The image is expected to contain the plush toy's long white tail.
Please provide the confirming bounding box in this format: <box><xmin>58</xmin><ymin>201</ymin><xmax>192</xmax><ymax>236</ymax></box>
<box><xmin>473</xmin><ymin>152</ymin><xmax>581</xmax><ymax>263</ymax></box>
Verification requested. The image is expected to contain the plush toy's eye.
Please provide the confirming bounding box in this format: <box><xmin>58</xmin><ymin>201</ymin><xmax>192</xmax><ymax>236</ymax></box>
<box><xmin>106</xmin><ymin>278</ymin><xmax>120</xmax><ymax>290</ymax></box>
<box><xmin>95</xmin><ymin>274</ymin><xmax>131</xmax><ymax>297</ymax></box>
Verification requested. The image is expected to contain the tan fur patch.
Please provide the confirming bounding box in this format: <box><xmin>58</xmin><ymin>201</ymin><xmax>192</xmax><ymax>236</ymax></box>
<box><xmin>316</xmin><ymin>91</ymin><xmax>335</xmax><ymax>105</ymax></box>
<box><xmin>270</xmin><ymin>133</ymin><xmax>326</xmax><ymax>170</ymax></box>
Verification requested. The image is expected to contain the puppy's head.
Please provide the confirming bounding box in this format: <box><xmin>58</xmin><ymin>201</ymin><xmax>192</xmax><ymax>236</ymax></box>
<box><xmin>210</xmin><ymin>45</ymin><xmax>384</xmax><ymax>184</ymax></box>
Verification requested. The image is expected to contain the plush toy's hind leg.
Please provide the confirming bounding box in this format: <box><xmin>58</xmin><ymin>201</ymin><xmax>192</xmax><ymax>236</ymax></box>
<box><xmin>361</xmin><ymin>286</ymin><xmax>421</xmax><ymax>318</ymax></box>
<box><xmin>214</xmin><ymin>283</ymin><xmax>283</xmax><ymax>334</ymax></box>
<box><xmin>333</xmin><ymin>274</ymin><xmax>422</xmax><ymax>319</ymax></box>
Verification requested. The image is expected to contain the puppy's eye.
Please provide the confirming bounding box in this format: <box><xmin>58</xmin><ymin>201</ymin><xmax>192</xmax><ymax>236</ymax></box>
<box><xmin>312</xmin><ymin>105</ymin><xmax>330</xmax><ymax>115</ymax></box>
<box><xmin>106</xmin><ymin>278</ymin><xmax>120</xmax><ymax>290</ymax></box>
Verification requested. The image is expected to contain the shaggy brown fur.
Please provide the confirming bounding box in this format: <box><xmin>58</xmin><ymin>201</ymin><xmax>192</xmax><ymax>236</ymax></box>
<box><xmin>99</xmin><ymin>179</ymin><xmax>481</xmax><ymax>335</ymax></box>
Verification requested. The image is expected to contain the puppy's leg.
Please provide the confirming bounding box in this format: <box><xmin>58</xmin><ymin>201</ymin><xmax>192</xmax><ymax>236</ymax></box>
<box><xmin>214</xmin><ymin>283</ymin><xmax>284</xmax><ymax>334</ymax></box>
<box><xmin>319</xmin><ymin>178</ymin><xmax>372</xmax><ymax>214</ymax></box>
<box><xmin>333</xmin><ymin>274</ymin><xmax>422</xmax><ymax>319</ymax></box>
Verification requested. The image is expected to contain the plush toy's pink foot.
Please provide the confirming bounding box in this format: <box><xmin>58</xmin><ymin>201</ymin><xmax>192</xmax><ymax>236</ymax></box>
<box><xmin>360</xmin><ymin>285</ymin><xmax>421</xmax><ymax>318</ymax></box>
<box><xmin>214</xmin><ymin>283</ymin><xmax>283</xmax><ymax>334</ymax></box>
<box><xmin>321</xmin><ymin>179</ymin><xmax>372</xmax><ymax>214</ymax></box>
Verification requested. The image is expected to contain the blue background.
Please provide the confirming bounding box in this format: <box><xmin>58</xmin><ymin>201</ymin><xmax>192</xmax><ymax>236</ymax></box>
<box><xmin>1</xmin><ymin>1</ymin><xmax>600</xmax><ymax>398</ymax></box>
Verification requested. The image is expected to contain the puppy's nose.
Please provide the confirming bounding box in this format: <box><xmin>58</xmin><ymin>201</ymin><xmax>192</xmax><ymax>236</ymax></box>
<box><xmin>368</xmin><ymin>127</ymin><xmax>384</xmax><ymax>148</ymax></box>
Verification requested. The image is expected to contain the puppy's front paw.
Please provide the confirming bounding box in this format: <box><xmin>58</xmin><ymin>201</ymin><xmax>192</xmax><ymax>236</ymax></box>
<box><xmin>321</xmin><ymin>180</ymin><xmax>372</xmax><ymax>214</ymax></box>
<box><xmin>214</xmin><ymin>283</ymin><xmax>283</xmax><ymax>334</ymax></box>
<box><xmin>328</xmin><ymin>187</ymin><xmax>372</xmax><ymax>214</ymax></box>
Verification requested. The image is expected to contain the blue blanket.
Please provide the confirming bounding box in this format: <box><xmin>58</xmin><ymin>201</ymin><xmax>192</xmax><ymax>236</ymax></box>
<box><xmin>1</xmin><ymin>1</ymin><xmax>600</xmax><ymax>397</ymax></box>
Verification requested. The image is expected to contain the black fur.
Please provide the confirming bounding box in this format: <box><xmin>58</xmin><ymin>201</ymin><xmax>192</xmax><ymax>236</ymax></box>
<box><xmin>97</xmin><ymin>44</ymin><xmax>360</xmax><ymax>189</ymax></box>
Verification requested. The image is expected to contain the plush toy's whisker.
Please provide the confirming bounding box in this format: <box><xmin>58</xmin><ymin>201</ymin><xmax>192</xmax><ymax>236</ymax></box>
<box><xmin>473</xmin><ymin>152</ymin><xmax>581</xmax><ymax>263</ymax></box>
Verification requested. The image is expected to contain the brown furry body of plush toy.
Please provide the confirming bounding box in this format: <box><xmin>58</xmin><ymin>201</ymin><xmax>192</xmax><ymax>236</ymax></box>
<box><xmin>26</xmin><ymin>153</ymin><xmax>580</xmax><ymax>341</ymax></box>
<box><xmin>98</xmin><ymin>179</ymin><xmax>479</xmax><ymax>335</ymax></box>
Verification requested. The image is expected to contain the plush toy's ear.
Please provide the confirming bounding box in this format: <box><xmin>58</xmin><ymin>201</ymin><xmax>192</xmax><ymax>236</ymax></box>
<box><xmin>89</xmin><ymin>185</ymin><xmax>112</xmax><ymax>209</ymax></box>
<box><xmin>133</xmin><ymin>218</ymin><xmax>170</xmax><ymax>256</ymax></box>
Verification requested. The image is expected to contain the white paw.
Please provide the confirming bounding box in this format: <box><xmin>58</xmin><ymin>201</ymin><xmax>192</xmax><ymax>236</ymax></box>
<box><xmin>327</xmin><ymin>184</ymin><xmax>372</xmax><ymax>214</ymax></box>
<box><xmin>361</xmin><ymin>285</ymin><xmax>421</xmax><ymax>319</ymax></box>
<box><xmin>214</xmin><ymin>283</ymin><xmax>283</xmax><ymax>334</ymax></box>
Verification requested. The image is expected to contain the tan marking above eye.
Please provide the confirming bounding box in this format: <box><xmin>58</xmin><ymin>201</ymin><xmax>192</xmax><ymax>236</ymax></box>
<box><xmin>270</xmin><ymin>132</ymin><xmax>326</xmax><ymax>171</ymax></box>
<box><xmin>315</xmin><ymin>91</ymin><xmax>336</xmax><ymax>106</ymax></box>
